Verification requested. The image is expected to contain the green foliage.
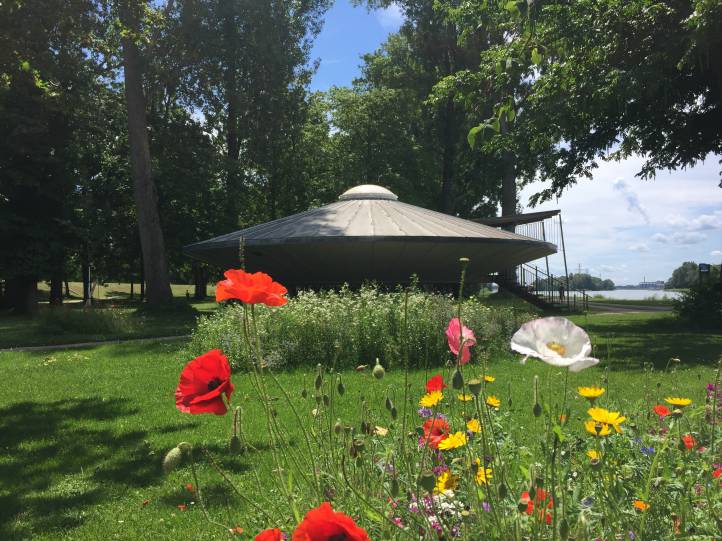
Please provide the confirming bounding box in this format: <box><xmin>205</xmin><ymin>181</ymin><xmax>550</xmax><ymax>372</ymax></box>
<box><xmin>667</xmin><ymin>261</ymin><xmax>721</xmax><ymax>289</ymax></box>
<box><xmin>568</xmin><ymin>273</ymin><xmax>615</xmax><ymax>291</ymax></box>
<box><xmin>673</xmin><ymin>281</ymin><xmax>722</xmax><ymax>329</ymax></box>
<box><xmin>187</xmin><ymin>286</ymin><xmax>537</xmax><ymax>369</ymax></box>
<box><xmin>36</xmin><ymin>307</ymin><xmax>134</xmax><ymax>336</ymax></box>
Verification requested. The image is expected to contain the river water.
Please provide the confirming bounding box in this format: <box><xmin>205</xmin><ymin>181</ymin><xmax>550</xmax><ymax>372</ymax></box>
<box><xmin>589</xmin><ymin>289</ymin><xmax>682</xmax><ymax>301</ymax></box>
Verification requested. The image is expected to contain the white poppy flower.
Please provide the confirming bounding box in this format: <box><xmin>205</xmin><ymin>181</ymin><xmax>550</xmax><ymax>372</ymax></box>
<box><xmin>510</xmin><ymin>317</ymin><xmax>599</xmax><ymax>372</ymax></box>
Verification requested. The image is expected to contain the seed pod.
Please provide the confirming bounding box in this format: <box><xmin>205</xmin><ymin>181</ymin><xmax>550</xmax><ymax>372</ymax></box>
<box><xmin>419</xmin><ymin>472</ymin><xmax>436</xmax><ymax>493</ymax></box>
<box><xmin>314</xmin><ymin>373</ymin><xmax>323</xmax><ymax>391</ymax></box>
<box><xmin>334</xmin><ymin>420</ymin><xmax>343</xmax><ymax>435</ymax></box>
<box><xmin>468</xmin><ymin>378</ymin><xmax>482</xmax><ymax>397</ymax></box>
<box><xmin>390</xmin><ymin>407</ymin><xmax>398</xmax><ymax>420</ymax></box>
<box><xmin>372</xmin><ymin>358</ymin><xmax>385</xmax><ymax>380</ymax></box>
<box><xmin>301</xmin><ymin>389</ymin><xmax>308</xmax><ymax>399</ymax></box>
<box><xmin>315</xmin><ymin>395</ymin><xmax>322</xmax><ymax>404</ymax></box>
<box><xmin>385</xmin><ymin>396</ymin><xmax>393</xmax><ymax>411</ymax></box>
<box><xmin>533</xmin><ymin>402</ymin><xmax>542</xmax><ymax>417</ymax></box>
<box><xmin>390</xmin><ymin>477</ymin><xmax>400</xmax><ymax>498</ymax></box>
<box><xmin>451</xmin><ymin>368</ymin><xmax>464</xmax><ymax>390</ymax></box>
<box><xmin>559</xmin><ymin>518</ymin><xmax>570</xmax><ymax>540</ymax></box>
<box><xmin>323</xmin><ymin>394</ymin><xmax>330</xmax><ymax>407</ymax></box>
<box><xmin>337</xmin><ymin>376</ymin><xmax>345</xmax><ymax>396</ymax></box>
<box><xmin>498</xmin><ymin>482</ymin><xmax>508</xmax><ymax>499</ymax></box>
<box><xmin>162</xmin><ymin>446</ymin><xmax>183</xmax><ymax>474</ymax></box>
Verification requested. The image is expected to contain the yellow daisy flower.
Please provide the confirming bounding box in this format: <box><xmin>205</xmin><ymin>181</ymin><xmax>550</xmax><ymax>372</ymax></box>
<box><xmin>586</xmin><ymin>449</ymin><xmax>600</xmax><ymax>460</ymax></box>
<box><xmin>437</xmin><ymin>431</ymin><xmax>468</xmax><ymax>450</ymax></box>
<box><xmin>466</xmin><ymin>418</ymin><xmax>481</xmax><ymax>433</ymax></box>
<box><xmin>486</xmin><ymin>395</ymin><xmax>501</xmax><ymax>409</ymax></box>
<box><xmin>587</xmin><ymin>407</ymin><xmax>626</xmax><ymax>433</ymax></box>
<box><xmin>473</xmin><ymin>459</ymin><xmax>493</xmax><ymax>485</ymax></box>
<box><xmin>577</xmin><ymin>386</ymin><xmax>605</xmax><ymax>403</ymax></box>
<box><xmin>664</xmin><ymin>397</ymin><xmax>692</xmax><ymax>407</ymax></box>
<box><xmin>584</xmin><ymin>420</ymin><xmax>612</xmax><ymax>437</ymax></box>
<box><xmin>484</xmin><ymin>375</ymin><xmax>496</xmax><ymax>383</ymax></box>
<box><xmin>419</xmin><ymin>391</ymin><xmax>443</xmax><ymax>407</ymax></box>
<box><xmin>457</xmin><ymin>393</ymin><xmax>474</xmax><ymax>402</ymax></box>
<box><xmin>434</xmin><ymin>471</ymin><xmax>459</xmax><ymax>494</ymax></box>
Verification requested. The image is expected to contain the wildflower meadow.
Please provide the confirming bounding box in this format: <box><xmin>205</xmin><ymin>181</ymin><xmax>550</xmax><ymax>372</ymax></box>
<box><xmin>163</xmin><ymin>263</ymin><xmax>722</xmax><ymax>540</ymax></box>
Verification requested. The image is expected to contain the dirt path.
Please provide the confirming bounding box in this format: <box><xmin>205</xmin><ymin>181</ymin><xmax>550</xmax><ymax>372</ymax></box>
<box><xmin>0</xmin><ymin>334</ymin><xmax>189</xmax><ymax>353</ymax></box>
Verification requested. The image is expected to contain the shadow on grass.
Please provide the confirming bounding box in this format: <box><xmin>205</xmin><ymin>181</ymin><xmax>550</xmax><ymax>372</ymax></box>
<box><xmin>582</xmin><ymin>317</ymin><xmax>722</xmax><ymax>370</ymax></box>
<box><xmin>0</xmin><ymin>397</ymin><xmax>184</xmax><ymax>540</ymax></box>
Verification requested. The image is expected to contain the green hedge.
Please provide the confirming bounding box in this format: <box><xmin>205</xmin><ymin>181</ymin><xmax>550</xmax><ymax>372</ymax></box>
<box><xmin>186</xmin><ymin>286</ymin><xmax>537</xmax><ymax>370</ymax></box>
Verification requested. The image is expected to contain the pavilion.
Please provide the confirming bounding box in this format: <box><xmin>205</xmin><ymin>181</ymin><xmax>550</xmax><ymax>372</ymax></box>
<box><xmin>184</xmin><ymin>184</ymin><xmax>558</xmax><ymax>290</ymax></box>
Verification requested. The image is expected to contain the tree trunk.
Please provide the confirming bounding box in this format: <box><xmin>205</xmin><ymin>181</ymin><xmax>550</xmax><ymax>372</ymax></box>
<box><xmin>222</xmin><ymin>0</ymin><xmax>242</xmax><ymax>229</ymax></box>
<box><xmin>193</xmin><ymin>262</ymin><xmax>206</xmax><ymax>300</ymax></box>
<box><xmin>82</xmin><ymin>261</ymin><xmax>92</xmax><ymax>306</ymax></box>
<box><xmin>49</xmin><ymin>275</ymin><xmax>63</xmax><ymax>306</ymax></box>
<box><xmin>64</xmin><ymin>280</ymin><xmax>70</xmax><ymax>298</ymax></box>
<box><xmin>130</xmin><ymin>280</ymin><xmax>134</xmax><ymax>300</ymax></box>
<box><xmin>439</xmin><ymin>98</ymin><xmax>456</xmax><ymax>214</ymax></box>
<box><xmin>119</xmin><ymin>0</ymin><xmax>173</xmax><ymax>306</ymax></box>
<box><xmin>500</xmin><ymin>116</ymin><xmax>517</xmax><ymax>230</ymax></box>
<box><xmin>5</xmin><ymin>276</ymin><xmax>38</xmax><ymax>314</ymax></box>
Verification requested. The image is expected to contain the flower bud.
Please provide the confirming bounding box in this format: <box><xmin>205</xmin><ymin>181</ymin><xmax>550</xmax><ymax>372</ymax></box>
<box><xmin>385</xmin><ymin>396</ymin><xmax>394</xmax><ymax>411</ymax></box>
<box><xmin>337</xmin><ymin>376</ymin><xmax>345</xmax><ymax>396</ymax></box>
<box><xmin>419</xmin><ymin>472</ymin><xmax>436</xmax><ymax>493</ymax></box>
<box><xmin>498</xmin><ymin>482</ymin><xmax>508</xmax><ymax>499</ymax></box>
<box><xmin>314</xmin><ymin>373</ymin><xmax>323</xmax><ymax>391</ymax></box>
<box><xmin>468</xmin><ymin>378</ymin><xmax>482</xmax><ymax>397</ymax></box>
<box><xmin>533</xmin><ymin>402</ymin><xmax>542</xmax><ymax>417</ymax></box>
<box><xmin>559</xmin><ymin>518</ymin><xmax>570</xmax><ymax>540</ymax></box>
<box><xmin>372</xmin><ymin>358</ymin><xmax>385</xmax><ymax>380</ymax></box>
<box><xmin>323</xmin><ymin>394</ymin><xmax>330</xmax><ymax>407</ymax></box>
<box><xmin>451</xmin><ymin>368</ymin><xmax>464</xmax><ymax>390</ymax></box>
<box><xmin>162</xmin><ymin>446</ymin><xmax>183</xmax><ymax>474</ymax></box>
<box><xmin>334</xmin><ymin>420</ymin><xmax>343</xmax><ymax>435</ymax></box>
<box><xmin>390</xmin><ymin>406</ymin><xmax>398</xmax><ymax>420</ymax></box>
<box><xmin>301</xmin><ymin>388</ymin><xmax>308</xmax><ymax>399</ymax></box>
<box><xmin>391</xmin><ymin>477</ymin><xmax>400</xmax><ymax>498</ymax></box>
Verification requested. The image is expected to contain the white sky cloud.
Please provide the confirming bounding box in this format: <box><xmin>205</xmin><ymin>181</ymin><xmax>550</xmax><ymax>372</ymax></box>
<box><xmin>712</xmin><ymin>250</ymin><xmax>722</xmax><ymax>258</ymax></box>
<box><xmin>519</xmin><ymin>154</ymin><xmax>722</xmax><ymax>284</ymax></box>
<box><xmin>376</xmin><ymin>5</ymin><xmax>404</xmax><ymax>29</ymax></box>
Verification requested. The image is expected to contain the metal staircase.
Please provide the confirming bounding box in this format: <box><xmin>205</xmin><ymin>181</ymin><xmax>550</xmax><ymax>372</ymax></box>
<box><xmin>493</xmin><ymin>263</ymin><xmax>589</xmax><ymax>312</ymax></box>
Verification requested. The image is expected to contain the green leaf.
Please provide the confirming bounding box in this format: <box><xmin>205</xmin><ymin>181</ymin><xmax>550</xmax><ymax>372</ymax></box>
<box><xmin>507</xmin><ymin>108</ymin><xmax>516</xmax><ymax>122</ymax></box>
<box><xmin>531</xmin><ymin>47</ymin><xmax>542</xmax><ymax>65</ymax></box>
<box><xmin>467</xmin><ymin>125</ymin><xmax>483</xmax><ymax>148</ymax></box>
<box><xmin>20</xmin><ymin>60</ymin><xmax>31</xmax><ymax>72</ymax></box>
<box><xmin>505</xmin><ymin>1</ymin><xmax>520</xmax><ymax>15</ymax></box>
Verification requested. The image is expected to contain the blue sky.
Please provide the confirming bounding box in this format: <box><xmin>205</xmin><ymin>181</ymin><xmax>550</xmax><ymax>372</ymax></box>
<box><xmin>309</xmin><ymin>2</ymin><xmax>722</xmax><ymax>284</ymax></box>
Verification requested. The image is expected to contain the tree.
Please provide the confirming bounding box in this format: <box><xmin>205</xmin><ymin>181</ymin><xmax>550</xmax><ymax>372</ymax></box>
<box><xmin>118</xmin><ymin>0</ymin><xmax>174</xmax><ymax>305</ymax></box>
<box><xmin>667</xmin><ymin>261</ymin><xmax>720</xmax><ymax>289</ymax></box>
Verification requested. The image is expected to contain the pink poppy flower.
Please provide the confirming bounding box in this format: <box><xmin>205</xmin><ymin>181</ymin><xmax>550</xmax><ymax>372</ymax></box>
<box><xmin>446</xmin><ymin>318</ymin><xmax>476</xmax><ymax>365</ymax></box>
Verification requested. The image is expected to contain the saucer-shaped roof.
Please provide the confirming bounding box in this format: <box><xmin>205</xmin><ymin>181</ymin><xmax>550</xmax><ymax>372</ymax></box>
<box><xmin>184</xmin><ymin>185</ymin><xmax>556</xmax><ymax>287</ymax></box>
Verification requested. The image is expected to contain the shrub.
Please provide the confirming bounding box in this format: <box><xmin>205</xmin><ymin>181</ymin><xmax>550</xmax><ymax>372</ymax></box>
<box><xmin>673</xmin><ymin>281</ymin><xmax>722</xmax><ymax>329</ymax></box>
<box><xmin>37</xmin><ymin>306</ymin><xmax>134</xmax><ymax>336</ymax></box>
<box><xmin>186</xmin><ymin>285</ymin><xmax>538</xmax><ymax>370</ymax></box>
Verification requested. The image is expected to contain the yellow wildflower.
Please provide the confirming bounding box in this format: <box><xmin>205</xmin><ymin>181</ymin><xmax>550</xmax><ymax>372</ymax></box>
<box><xmin>437</xmin><ymin>431</ymin><xmax>468</xmax><ymax>451</ymax></box>
<box><xmin>457</xmin><ymin>393</ymin><xmax>474</xmax><ymax>402</ymax></box>
<box><xmin>466</xmin><ymin>418</ymin><xmax>481</xmax><ymax>433</ymax></box>
<box><xmin>434</xmin><ymin>471</ymin><xmax>459</xmax><ymax>494</ymax></box>
<box><xmin>486</xmin><ymin>395</ymin><xmax>501</xmax><ymax>409</ymax></box>
<box><xmin>419</xmin><ymin>391</ymin><xmax>443</xmax><ymax>407</ymax></box>
<box><xmin>577</xmin><ymin>386</ymin><xmax>605</xmax><ymax>403</ymax></box>
<box><xmin>473</xmin><ymin>459</ymin><xmax>493</xmax><ymax>485</ymax></box>
<box><xmin>584</xmin><ymin>420</ymin><xmax>611</xmax><ymax>437</ymax></box>
<box><xmin>586</xmin><ymin>450</ymin><xmax>600</xmax><ymax>460</ymax></box>
<box><xmin>587</xmin><ymin>407</ymin><xmax>626</xmax><ymax>433</ymax></box>
<box><xmin>664</xmin><ymin>397</ymin><xmax>692</xmax><ymax>407</ymax></box>
<box><xmin>484</xmin><ymin>375</ymin><xmax>495</xmax><ymax>383</ymax></box>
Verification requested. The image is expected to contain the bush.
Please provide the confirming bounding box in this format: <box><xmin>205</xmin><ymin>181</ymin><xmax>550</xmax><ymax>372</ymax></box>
<box><xmin>673</xmin><ymin>281</ymin><xmax>722</xmax><ymax>329</ymax></box>
<box><xmin>186</xmin><ymin>285</ymin><xmax>538</xmax><ymax>370</ymax></box>
<box><xmin>37</xmin><ymin>307</ymin><xmax>134</xmax><ymax>336</ymax></box>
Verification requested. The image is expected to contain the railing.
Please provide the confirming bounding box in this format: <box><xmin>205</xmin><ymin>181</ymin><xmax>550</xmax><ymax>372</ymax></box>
<box><xmin>514</xmin><ymin>263</ymin><xmax>589</xmax><ymax>312</ymax></box>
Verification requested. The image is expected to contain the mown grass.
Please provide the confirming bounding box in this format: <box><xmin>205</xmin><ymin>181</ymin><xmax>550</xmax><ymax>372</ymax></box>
<box><xmin>0</xmin><ymin>311</ymin><xmax>720</xmax><ymax>540</ymax></box>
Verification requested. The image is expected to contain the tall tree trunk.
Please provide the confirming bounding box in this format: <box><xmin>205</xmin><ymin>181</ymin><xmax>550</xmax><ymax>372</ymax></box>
<box><xmin>64</xmin><ymin>280</ymin><xmax>70</xmax><ymax>298</ymax></box>
<box><xmin>500</xmin><ymin>116</ymin><xmax>517</xmax><ymax>229</ymax></box>
<box><xmin>439</xmin><ymin>99</ymin><xmax>456</xmax><ymax>214</ymax></box>
<box><xmin>82</xmin><ymin>260</ymin><xmax>92</xmax><ymax>306</ymax></box>
<box><xmin>119</xmin><ymin>0</ymin><xmax>173</xmax><ymax>305</ymax></box>
<box><xmin>193</xmin><ymin>262</ymin><xmax>206</xmax><ymax>300</ymax></box>
<box><xmin>49</xmin><ymin>276</ymin><xmax>63</xmax><ymax>306</ymax></box>
<box><xmin>222</xmin><ymin>0</ymin><xmax>241</xmax><ymax>229</ymax></box>
<box><xmin>5</xmin><ymin>276</ymin><xmax>38</xmax><ymax>314</ymax></box>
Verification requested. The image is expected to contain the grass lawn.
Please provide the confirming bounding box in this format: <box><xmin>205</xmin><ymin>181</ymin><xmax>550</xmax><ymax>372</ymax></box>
<box><xmin>0</xmin><ymin>311</ymin><xmax>720</xmax><ymax>540</ymax></box>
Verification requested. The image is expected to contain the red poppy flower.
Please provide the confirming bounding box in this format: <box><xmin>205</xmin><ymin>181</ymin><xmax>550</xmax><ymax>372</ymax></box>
<box><xmin>421</xmin><ymin>417</ymin><xmax>451</xmax><ymax>449</ymax></box>
<box><xmin>292</xmin><ymin>502</ymin><xmax>370</xmax><ymax>541</ymax></box>
<box><xmin>255</xmin><ymin>528</ymin><xmax>283</xmax><ymax>541</ymax></box>
<box><xmin>682</xmin><ymin>434</ymin><xmax>696</xmax><ymax>450</ymax></box>
<box><xmin>520</xmin><ymin>489</ymin><xmax>553</xmax><ymax>525</ymax></box>
<box><xmin>713</xmin><ymin>469</ymin><xmax>722</xmax><ymax>479</ymax></box>
<box><xmin>653</xmin><ymin>405</ymin><xmax>670</xmax><ymax>417</ymax></box>
<box><xmin>175</xmin><ymin>350</ymin><xmax>234</xmax><ymax>415</ymax></box>
<box><xmin>445</xmin><ymin>318</ymin><xmax>476</xmax><ymax>365</ymax></box>
<box><xmin>425</xmin><ymin>375</ymin><xmax>447</xmax><ymax>393</ymax></box>
<box><xmin>216</xmin><ymin>269</ymin><xmax>288</xmax><ymax>306</ymax></box>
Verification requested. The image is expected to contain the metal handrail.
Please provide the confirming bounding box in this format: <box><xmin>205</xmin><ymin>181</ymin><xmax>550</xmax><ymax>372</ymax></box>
<box><xmin>514</xmin><ymin>263</ymin><xmax>589</xmax><ymax>312</ymax></box>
